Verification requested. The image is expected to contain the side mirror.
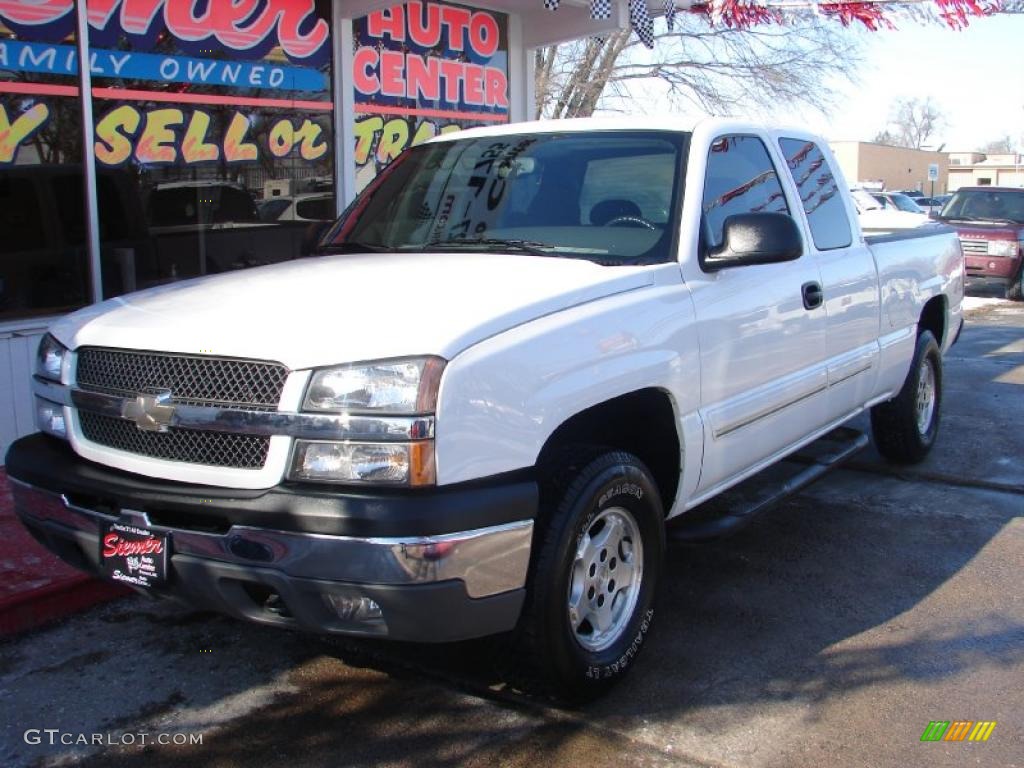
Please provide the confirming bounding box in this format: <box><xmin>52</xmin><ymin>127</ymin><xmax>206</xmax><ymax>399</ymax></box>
<box><xmin>704</xmin><ymin>213</ymin><xmax>803</xmax><ymax>272</ymax></box>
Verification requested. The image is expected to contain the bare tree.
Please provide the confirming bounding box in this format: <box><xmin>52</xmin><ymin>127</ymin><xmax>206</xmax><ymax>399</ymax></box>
<box><xmin>877</xmin><ymin>97</ymin><xmax>944</xmax><ymax>149</ymax></box>
<box><xmin>533</xmin><ymin>15</ymin><xmax>862</xmax><ymax>120</ymax></box>
<box><xmin>978</xmin><ymin>135</ymin><xmax>1016</xmax><ymax>154</ymax></box>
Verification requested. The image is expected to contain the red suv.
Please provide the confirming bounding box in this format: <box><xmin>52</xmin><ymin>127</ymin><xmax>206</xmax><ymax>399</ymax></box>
<box><xmin>935</xmin><ymin>187</ymin><xmax>1024</xmax><ymax>300</ymax></box>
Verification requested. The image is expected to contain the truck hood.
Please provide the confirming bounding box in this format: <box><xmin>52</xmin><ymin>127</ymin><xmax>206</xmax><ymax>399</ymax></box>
<box><xmin>51</xmin><ymin>252</ymin><xmax>655</xmax><ymax>370</ymax></box>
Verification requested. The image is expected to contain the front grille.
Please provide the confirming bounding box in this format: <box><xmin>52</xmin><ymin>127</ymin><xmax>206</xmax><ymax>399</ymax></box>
<box><xmin>958</xmin><ymin>239</ymin><xmax>988</xmax><ymax>255</ymax></box>
<box><xmin>79</xmin><ymin>411</ymin><xmax>270</xmax><ymax>469</ymax></box>
<box><xmin>76</xmin><ymin>348</ymin><xmax>288</xmax><ymax>411</ymax></box>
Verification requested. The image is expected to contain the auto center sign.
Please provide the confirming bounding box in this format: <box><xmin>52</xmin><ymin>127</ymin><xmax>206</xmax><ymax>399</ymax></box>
<box><xmin>353</xmin><ymin>1</ymin><xmax>510</xmax><ymax>190</ymax></box>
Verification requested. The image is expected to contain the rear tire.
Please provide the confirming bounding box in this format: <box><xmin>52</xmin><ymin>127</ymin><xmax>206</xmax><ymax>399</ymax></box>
<box><xmin>870</xmin><ymin>330</ymin><xmax>942</xmax><ymax>464</ymax></box>
<box><xmin>505</xmin><ymin>450</ymin><xmax>665</xmax><ymax>703</ymax></box>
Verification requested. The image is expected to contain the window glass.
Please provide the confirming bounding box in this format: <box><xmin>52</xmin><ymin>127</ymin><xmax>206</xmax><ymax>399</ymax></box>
<box><xmin>580</xmin><ymin>154</ymin><xmax>675</xmax><ymax>225</ymax></box>
<box><xmin>352</xmin><ymin>3</ymin><xmax>511</xmax><ymax>193</ymax></box>
<box><xmin>702</xmin><ymin>136</ymin><xmax>789</xmax><ymax>251</ymax></box>
<box><xmin>0</xmin><ymin>12</ymin><xmax>90</xmax><ymax>319</ymax></box>
<box><xmin>779</xmin><ymin>138</ymin><xmax>852</xmax><ymax>251</ymax></box>
<box><xmin>88</xmin><ymin>0</ymin><xmax>335</xmax><ymax>295</ymax></box>
<box><xmin>325</xmin><ymin>131</ymin><xmax>687</xmax><ymax>266</ymax></box>
<box><xmin>938</xmin><ymin>188</ymin><xmax>1024</xmax><ymax>224</ymax></box>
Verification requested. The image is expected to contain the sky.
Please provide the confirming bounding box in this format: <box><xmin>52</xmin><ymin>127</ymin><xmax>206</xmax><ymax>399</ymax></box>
<box><xmin>601</xmin><ymin>12</ymin><xmax>1024</xmax><ymax>152</ymax></box>
<box><xmin>806</xmin><ymin>13</ymin><xmax>1024</xmax><ymax>150</ymax></box>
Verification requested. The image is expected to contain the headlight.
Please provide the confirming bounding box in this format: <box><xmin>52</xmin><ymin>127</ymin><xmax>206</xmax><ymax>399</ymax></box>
<box><xmin>290</xmin><ymin>440</ymin><xmax>435</xmax><ymax>486</ymax></box>
<box><xmin>303</xmin><ymin>357</ymin><xmax>445</xmax><ymax>414</ymax></box>
<box><xmin>35</xmin><ymin>334</ymin><xmax>67</xmax><ymax>382</ymax></box>
<box><xmin>36</xmin><ymin>397</ymin><xmax>67</xmax><ymax>439</ymax></box>
<box><xmin>987</xmin><ymin>240</ymin><xmax>1018</xmax><ymax>257</ymax></box>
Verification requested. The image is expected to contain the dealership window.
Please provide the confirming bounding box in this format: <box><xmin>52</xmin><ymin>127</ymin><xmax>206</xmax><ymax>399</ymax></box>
<box><xmin>88</xmin><ymin>0</ymin><xmax>336</xmax><ymax>295</ymax></box>
<box><xmin>779</xmin><ymin>138</ymin><xmax>852</xmax><ymax>251</ymax></box>
<box><xmin>0</xmin><ymin>14</ymin><xmax>89</xmax><ymax>320</ymax></box>
<box><xmin>352</xmin><ymin>1</ymin><xmax>511</xmax><ymax>193</ymax></box>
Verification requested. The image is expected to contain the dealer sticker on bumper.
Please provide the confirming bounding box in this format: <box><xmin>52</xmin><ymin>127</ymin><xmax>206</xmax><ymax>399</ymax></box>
<box><xmin>100</xmin><ymin>523</ymin><xmax>168</xmax><ymax>588</ymax></box>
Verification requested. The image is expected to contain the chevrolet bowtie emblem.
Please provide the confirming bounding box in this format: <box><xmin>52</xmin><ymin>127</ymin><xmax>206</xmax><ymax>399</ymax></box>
<box><xmin>121</xmin><ymin>391</ymin><xmax>175</xmax><ymax>432</ymax></box>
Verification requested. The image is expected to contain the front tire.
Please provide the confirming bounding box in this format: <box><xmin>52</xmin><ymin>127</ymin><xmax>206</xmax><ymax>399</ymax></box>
<box><xmin>870</xmin><ymin>330</ymin><xmax>943</xmax><ymax>464</ymax></box>
<box><xmin>507</xmin><ymin>450</ymin><xmax>665</xmax><ymax>702</ymax></box>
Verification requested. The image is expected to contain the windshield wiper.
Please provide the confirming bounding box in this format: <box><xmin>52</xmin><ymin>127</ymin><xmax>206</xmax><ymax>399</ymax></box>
<box><xmin>418</xmin><ymin>237</ymin><xmax>555</xmax><ymax>257</ymax></box>
<box><xmin>318</xmin><ymin>240</ymin><xmax>391</xmax><ymax>254</ymax></box>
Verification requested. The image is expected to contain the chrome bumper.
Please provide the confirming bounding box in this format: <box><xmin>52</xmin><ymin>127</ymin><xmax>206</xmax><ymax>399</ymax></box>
<box><xmin>10</xmin><ymin>479</ymin><xmax>532</xmax><ymax>599</ymax></box>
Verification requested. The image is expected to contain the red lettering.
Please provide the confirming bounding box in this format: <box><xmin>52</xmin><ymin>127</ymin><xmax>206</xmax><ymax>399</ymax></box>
<box><xmin>379</xmin><ymin>50</ymin><xmax>406</xmax><ymax>98</ymax></box>
<box><xmin>470</xmin><ymin>11</ymin><xmax>499</xmax><ymax>57</ymax></box>
<box><xmin>102</xmin><ymin>533</ymin><xmax>164</xmax><ymax>558</ymax></box>
<box><xmin>485</xmin><ymin>67</ymin><xmax>509</xmax><ymax>108</ymax></box>
<box><xmin>88</xmin><ymin>0</ymin><xmax>161</xmax><ymax>34</ymax></box>
<box><xmin>103</xmin><ymin>532</ymin><xmax>119</xmax><ymax>558</ymax></box>
<box><xmin>439</xmin><ymin>59</ymin><xmax>463</xmax><ymax>103</ymax></box>
<box><xmin>439</xmin><ymin>5</ymin><xmax>471</xmax><ymax>52</ymax></box>
<box><xmin>353</xmin><ymin>47</ymin><xmax>380</xmax><ymax>96</ymax></box>
<box><xmin>407</xmin><ymin>1</ymin><xmax>441</xmax><ymax>48</ymax></box>
<box><xmin>367</xmin><ymin>5</ymin><xmax>405</xmax><ymax>42</ymax></box>
<box><xmin>463</xmin><ymin>64</ymin><xmax>484</xmax><ymax>106</ymax></box>
<box><xmin>0</xmin><ymin>0</ymin><xmax>72</xmax><ymax>25</ymax></box>
<box><xmin>406</xmin><ymin>54</ymin><xmax>440</xmax><ymax>102</ymax></box>
<box><xmin>85</xmin><ymin>0</ymin><xmax>328</xmax><ymax>61</ymax></box>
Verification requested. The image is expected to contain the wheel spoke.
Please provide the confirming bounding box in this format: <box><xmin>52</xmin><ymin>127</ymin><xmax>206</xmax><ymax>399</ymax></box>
<box><xmin>614</xmin><ymin>558</ymin><xmax>635</xmax><ymax>589</ymax></box>
<box><xmin>589</xmin><ymin>516</ymin><xmax>623</xmax><ymax>554</ymax></box>
<box><xmin>591</xmin><ymin>599</ymin><xmax>615</xmax><ymax>633</ymax></box>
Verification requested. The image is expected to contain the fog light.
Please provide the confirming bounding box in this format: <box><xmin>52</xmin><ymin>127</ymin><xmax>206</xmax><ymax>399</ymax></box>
<box><xmin>36</xmin><ymin>398</ymin><xmax>66</xmax><ymax>439</ymax></box>
<box><xmin>323</xmin><ymin>594</ymin><xmax>383</xmax><ymax>623</ymax></box>
<box><xmin>289</xmin><ymin>440</ymin><xmax>435</xmax><ymax>486</ymax></box>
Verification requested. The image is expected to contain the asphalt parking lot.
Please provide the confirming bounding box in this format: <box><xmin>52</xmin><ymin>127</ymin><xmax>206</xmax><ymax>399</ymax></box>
<box><xmin>1</xmin><ymin>296</ymin><xmax>1021</xmax><ymax>768</ymax></box>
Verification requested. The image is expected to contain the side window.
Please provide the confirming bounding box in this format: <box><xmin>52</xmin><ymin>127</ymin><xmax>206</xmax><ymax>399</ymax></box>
<box><xmin>779</xmin><ymin>139</ymin><xmax>852</xmax><ymax>251</ymax></box>
<box><xmin>702</xmin><ymin>135</ymin><xmax>789</xmax><ymax>252</ymax></box>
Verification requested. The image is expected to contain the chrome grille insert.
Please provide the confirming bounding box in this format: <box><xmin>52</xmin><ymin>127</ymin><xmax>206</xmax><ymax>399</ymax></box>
<box><xmin>79</xmin><ymin>411</ymin><xmax>271</xmax><ymax>469</ymax></box>
<box><xmin>76</xmin><ymin>348</ymin><xmax>288</xmax><ymax>411</ymax></box>
<box><xmin>958</xmin><ymin>239</ymin><xmax>988</xmax><ymax>255</ymax></box>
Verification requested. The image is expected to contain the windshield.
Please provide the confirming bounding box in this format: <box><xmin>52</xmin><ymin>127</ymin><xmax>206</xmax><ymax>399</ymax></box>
<box><xmin>322</xmin><ymin>130</ymin><xmax>688</xmax><ymax>265</ymax></box>
<box><xmin>938</xmin><ymin>188</ymin><xmax>1024</xmax><ymax>224</ymax></box>
<box><xmin>850</xmin><ymin>189</ymin><xmax>881</xmax><ymax>212</ymax></box>
<box><xmin>888</xmin><ymin>193</ymin><xmax>924</xmax><ymax>213</ymax></box>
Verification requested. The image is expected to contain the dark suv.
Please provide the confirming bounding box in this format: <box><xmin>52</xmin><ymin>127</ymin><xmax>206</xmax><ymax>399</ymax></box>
<box><xmin>935</xmin><ymin>187</ymin><xmax>1024</xmax><ymax>300</ymax></box>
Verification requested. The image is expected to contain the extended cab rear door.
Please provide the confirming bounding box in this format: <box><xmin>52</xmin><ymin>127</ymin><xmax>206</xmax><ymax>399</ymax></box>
<box><xmin>682</xmin><ymin>130</ymin><xmax>829</xmax><ymax>496</ymax></box>
<box><xmin>775</xmin><ymin>135</ymin><xmax>882</xmax><ymax>421</ymax></box>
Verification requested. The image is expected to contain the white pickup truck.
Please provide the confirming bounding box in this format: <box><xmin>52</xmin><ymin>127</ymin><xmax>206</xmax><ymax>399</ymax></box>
<box><xmin>8</xmin><ymin>118</ymin><xmax>964</xmax><ymax>700</ymax></box>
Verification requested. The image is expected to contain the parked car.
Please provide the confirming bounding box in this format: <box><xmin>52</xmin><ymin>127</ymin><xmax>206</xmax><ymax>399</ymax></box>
<box><xmin>8</xmin><ymin>118</ymin><xmax>964</xmax><ymax>700</ymax></box>
<box><xmin>258</xmin><ymin>193</ymin><xmax>336</xmax><ymax>223</ymax></box>
<box><xmin>934</xmin><ymin>186</ymin><xmax>1024</xmax><ymax>300</ymax></box>
<box><xmin>850</xmin><ymin>188</ymin><xmax>931</xmax><ymax>232</ymax></box>
<box><xmin>872</xmin><ymin>191</ymin><xmax>926</xmax><ymax>214</ymax></box>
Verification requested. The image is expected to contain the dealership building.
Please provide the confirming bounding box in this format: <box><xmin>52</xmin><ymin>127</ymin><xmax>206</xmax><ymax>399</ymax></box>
<box><xmin>0</xmin><ymin>0</ymin><xmax>634</xmax><ymax>454</ymax></box>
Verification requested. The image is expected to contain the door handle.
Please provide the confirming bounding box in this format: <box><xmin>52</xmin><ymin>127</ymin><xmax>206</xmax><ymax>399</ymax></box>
<box><xmin>802</xmin><ymin>281</ymin><xmax>824</xmax><ymax>310</ymax></box>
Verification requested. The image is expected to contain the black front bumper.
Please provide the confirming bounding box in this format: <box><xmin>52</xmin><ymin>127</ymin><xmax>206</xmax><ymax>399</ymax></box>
<box><xmin>7</xmin><ymin>434</ymin><xmax>537</xmax><ymax>642</ymax></box>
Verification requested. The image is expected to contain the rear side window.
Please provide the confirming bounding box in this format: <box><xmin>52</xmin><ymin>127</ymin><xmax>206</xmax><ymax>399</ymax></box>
<box><xmin>702</xmin><ymin>135</ymin><xmax>789</xmax><ymax>251</ymax></box>
<box><xmin>779</xmin><ymin>138</ymin><xmax>852</xmax><ymax>251</ymax></box>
